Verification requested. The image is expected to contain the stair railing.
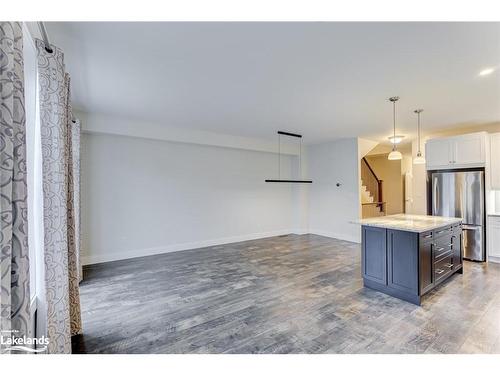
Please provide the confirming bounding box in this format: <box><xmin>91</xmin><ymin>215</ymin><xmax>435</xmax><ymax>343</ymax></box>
<box><xmin>361</xmin><ymin>157</ymin><xmax>384</xmax><ymax>214</ymax></box>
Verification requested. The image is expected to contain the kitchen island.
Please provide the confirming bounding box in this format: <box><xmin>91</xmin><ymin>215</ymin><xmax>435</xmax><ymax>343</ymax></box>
<box><xmin>356</xmin><ymin>214</ymin><xmax>463</xmax><ymax>305</ymax></box>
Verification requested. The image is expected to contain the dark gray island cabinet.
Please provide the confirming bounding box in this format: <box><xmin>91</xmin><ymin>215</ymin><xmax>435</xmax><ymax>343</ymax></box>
<box><xmin>358</xmin><ymin>214</ymin><xmax>463</xmax><ymax>305</ymax></box>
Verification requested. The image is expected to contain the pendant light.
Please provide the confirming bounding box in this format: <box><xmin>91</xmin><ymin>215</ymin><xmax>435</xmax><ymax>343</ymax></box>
<box><xmin>413</xmin><ymin>109</ymin><xmax>426</xmax><ymax>164</ymax></box>
<box><xmin>387</xmin><ymin>96</ymin><xmax>402</xmax><ymax>160</ymax></box>
<box><xmin>265</xmin><ymin>131</ymin><xmax>312</xmax><ymax>183</ymax></box>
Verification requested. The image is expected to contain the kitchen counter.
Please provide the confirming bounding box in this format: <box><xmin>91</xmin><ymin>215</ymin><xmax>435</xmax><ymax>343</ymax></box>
<box><xmin>358</xmin><ymin>214</ymin><xmax>463</xmax><ymax>305</ymax></box>
<box><xmin>355</xmin><ymin>214</ymin><xmax>462</xmax><ymax>233</ymax></box>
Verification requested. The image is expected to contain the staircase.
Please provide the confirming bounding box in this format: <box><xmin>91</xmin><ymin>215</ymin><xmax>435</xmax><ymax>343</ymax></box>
<box><xmin>360</xmin><ymin>183</ymin><xmax>385</xmax><ymax>217</ymax></box>
<box><xmin>360</xmin><ymin>184</ymin><xmax>376</xmax><ymax>204</ymax></box>
<box><xmin>361</xmin><ymin>157</ymin><xmax>386</xmax><ymax>218</ymax></box>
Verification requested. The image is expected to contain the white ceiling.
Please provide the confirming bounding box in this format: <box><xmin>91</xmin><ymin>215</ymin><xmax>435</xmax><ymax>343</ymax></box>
<box><xmin>45</xmin><ymin>22</ymin><xmax>500</xmax><ymax>144</ymax></box>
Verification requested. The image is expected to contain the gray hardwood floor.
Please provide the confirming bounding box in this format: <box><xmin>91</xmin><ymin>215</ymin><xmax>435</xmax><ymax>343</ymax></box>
<box><xmin>72</xmin><ymin>234</ymin><xmax>500</xmax><ymax>354</ymax></box>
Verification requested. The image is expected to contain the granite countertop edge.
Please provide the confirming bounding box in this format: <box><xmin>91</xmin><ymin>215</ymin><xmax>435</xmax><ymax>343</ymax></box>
<box><xmin>356</xmin><ymin>220</ymin><xmax>462</xmax><ymax>233</ymax></box>
<box><xmin>352</xmin><ymin>214</ymin><xmax>462</xmax><ymax>233</ymax></box>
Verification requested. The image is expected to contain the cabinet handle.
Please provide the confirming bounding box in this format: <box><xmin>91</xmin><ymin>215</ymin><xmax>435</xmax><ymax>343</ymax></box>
<box><xmin>444</xmin><ymin>263</ymin><xmax>453</xmax><ymax>269</ymax></box>
<box><xmin>435</xmin><ymin>246</ymin><xmax>445</xmax><ymax>252</ymax></box>
<box><xmin>448</xmin><ymin>243</ymin><xmax>453</xmax><ymax>247</ymax></box>
<box><xmin>424</xmin><ymin>234</ymin><xmax>432</xmax><ymax>239</ymax></box>
<box><xmin>436</xmin><ymin>230</ymin><xmax>447</xmax><ymax>234</ymax></box>
<box><xmin>436</xmin><ymin>269</ymin><xmax>444</xmax><ymax>274</ymax></box>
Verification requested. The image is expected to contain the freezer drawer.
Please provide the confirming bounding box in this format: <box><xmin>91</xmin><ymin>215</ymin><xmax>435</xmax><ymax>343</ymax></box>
<box><xmin>462</xmin><ymin>225</ymin><xmax>484</xmax><ymax>261</ymax></box>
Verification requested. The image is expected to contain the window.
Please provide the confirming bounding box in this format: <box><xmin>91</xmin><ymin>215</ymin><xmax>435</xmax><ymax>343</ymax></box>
<box><xmin>23</xmin><ymin>23</ymin><xmax>44</xmax><ymax>323</ymax></box>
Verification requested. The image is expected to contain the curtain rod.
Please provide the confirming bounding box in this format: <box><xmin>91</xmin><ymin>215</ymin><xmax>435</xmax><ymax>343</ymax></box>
<box><xmin>37</xmin><ymin>22</ymin><xmax>53</xmax><ymax>53</ymax></box>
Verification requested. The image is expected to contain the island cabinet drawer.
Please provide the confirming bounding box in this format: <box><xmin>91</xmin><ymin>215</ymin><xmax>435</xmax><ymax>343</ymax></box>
<box><xmin>420</xmin><ymin>230</ymin><xmax>434</xmax><ymax>242</ymax></box>
<box><xmin>434</xmin><ymin>254</ymin><xmax>453</xmax><ymax>283</ymax></box>
<box><xmin>434</xmin><ymin>225</ymin><xmax>453</xmax><ymax>239</ymax></box>
<box><xmin>419</xmin><ymin>225</ymin><xmax>454</xmax><ymax>243</ymax></box>
<box><xmin>433</xmin><ymin>236</ymin><xmax>453</xmax><ymax>261</ymax></box>
<box><xmin>433</xmin><ymin>245</ymin><xmax>452</xmax><ymax>261</ymax></box>
<box><xmin>452</xmin><ymin>223</ymin><xmax>462</xmax><ymax>236</ymax></box>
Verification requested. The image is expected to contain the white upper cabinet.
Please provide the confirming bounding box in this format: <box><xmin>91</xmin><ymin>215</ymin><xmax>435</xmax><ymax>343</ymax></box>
<box><xmin>425</xmin><ymin>132</ymin><xmax>486</xmax><ymax>170</ymax></box>
<box><xmin>426</xmin><ymin>139</ymin><xmax>453</xmax><ymax>169</ymax></box>
<box><xmin>490</xmin><ymin>133</ymin><xmax>500</xmax><ymax>189</ymax></box>
<box><xmin>453</xmin><ymin>134</ymin><xmax>485</xmax><ymax>165</ymax></box>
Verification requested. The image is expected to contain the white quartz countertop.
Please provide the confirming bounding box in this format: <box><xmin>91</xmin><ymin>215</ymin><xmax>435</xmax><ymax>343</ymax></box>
<box><xmin>353</xmin><ymin>214</ymin><xmax>462</xmax><ymax>233</ymax></box>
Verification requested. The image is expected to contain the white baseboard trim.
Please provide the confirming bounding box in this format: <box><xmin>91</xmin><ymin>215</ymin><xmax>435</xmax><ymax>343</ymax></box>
<box><xmin>308</xmin><ymin>229</ymin><xmax>361</xmax><ymax>244</ymax></box>
<box><xmin>82</xmin><ymin>229</ymin><xmax>295</xmax><ymax>265</ymax></box>
<box><xmin>82</xmin><ymin>229</ymin><xmax>361</xmax><ymax>265</ymax></box>
<box><xmin>291</xmin><ymin>229</ymin><xmax>309</xmax><ymax>235</ymax></box>
<box><xmin>488</xmin><ymin>256</ymin><xmax>500</xmax><ymax>264</ymax></box>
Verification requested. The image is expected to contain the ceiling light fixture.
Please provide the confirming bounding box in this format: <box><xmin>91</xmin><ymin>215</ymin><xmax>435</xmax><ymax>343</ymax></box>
<box><xmin>265</xmin><ymin>131</ymin><xmax>312</xmax><ymax>183</ymax></box>
<box><xmin>479</xmin><ymin>67</ymin><xmax>495</xmax><ymax>76</ymax></box>
<box><xmin>388</xmin><ymin>135</ymin><xmax>405</xmax><ymax>144</ymax></box>
<box><xmin>413</xmin><ymin>109</ymin><xmax>426</xmax><ymax>165</ymax></box>
<box><xmin>387</xmin><ymin>96</ymin><xmax>402</xmax><ymax>161</ymax></box>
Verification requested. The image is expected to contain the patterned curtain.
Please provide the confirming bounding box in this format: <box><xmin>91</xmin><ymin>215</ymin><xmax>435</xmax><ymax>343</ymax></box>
<box><xmin>0</xmin><ymin>22</ymin><xmax>31</xmax><ymax>352</ymax></box>
<box><xmin>36</xmin><ymin>40</ymin><xmax>82</xmax><ymax>354</ymax></box>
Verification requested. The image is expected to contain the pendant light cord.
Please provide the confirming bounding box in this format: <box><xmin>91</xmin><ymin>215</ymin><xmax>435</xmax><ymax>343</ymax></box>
<box><xmin>417</xmin><ymin>112</ymin><xmax>421</xmax><ymax>152</ymax></box>
<box><xmin>278</xmin><ymin>133</ymin><xmax>281</xmax><ymax>179</ymax></box>
<box><xmin>392</xmin><ymin>100</ymin><xmax>396</xmax><ymax>151</ymax></box>
<box><xmin>414</xmin><ymin>109</ymin><xmax>424</xmax><ymax>154</ymax></box>
<box><xmin>276</xmin><ymin>131</ymin><xmax>304</xmax><ymax>179</ymax></box>
<box><xmin>299</xmin><ymin>138</ymin><xmax>302</xmax><ymax>178</ymax></box>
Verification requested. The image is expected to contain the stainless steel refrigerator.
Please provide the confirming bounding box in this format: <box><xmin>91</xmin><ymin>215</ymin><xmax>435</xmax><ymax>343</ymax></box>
<box><xmin>430</xmin><ymin>170</ymin><xmax>485</xmax><ymax>261</ymax></box>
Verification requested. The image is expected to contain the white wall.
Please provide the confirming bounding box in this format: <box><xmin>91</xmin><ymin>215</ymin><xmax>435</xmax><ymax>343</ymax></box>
<box><xmin>81</xmin><ymin>125</ymin><xmax>365</xmax><ymax>264</ymax></box>
<box><xmin>76</xmin><ymin>110</ymin><xmax>300</xmax><ymax>156</ymax></box>
<box><xmin>81</xmin><ymin>133</ymin><xmax>299</xmax><ymax>264</ymax></box>
<box><xmin>307</xmin><ymin>138</ymin><xmax>361</xmax><ymax>243</ymax></box>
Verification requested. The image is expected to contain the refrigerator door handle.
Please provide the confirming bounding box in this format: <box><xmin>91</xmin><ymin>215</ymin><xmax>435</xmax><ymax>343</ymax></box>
<box><xmin>432</xmin><ymin>176</ymin><xmax>439</xmax><ymax>215</ymax></box>
<box><xmin>462</xmin><ymin>224</ymin><xmax>479</xmax><ymax>230</ymax></box>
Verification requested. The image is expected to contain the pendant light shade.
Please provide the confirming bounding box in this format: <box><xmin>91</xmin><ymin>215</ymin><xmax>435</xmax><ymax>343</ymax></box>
<box><xmin>387</xmin><ymin>96</ymin><xmax>401</xmax><ymax>161</ymax></box>
<box><xmin>413</xmin><ymin>152</ymin><xmax>426</xmax><ymax>164</ymax></box>
<box><xmin>388</xmin><ymin>150</ymin><xmax>403</xmax><ymax>160</ymax></box>
<box><xmin>413</xmin><ymin>109</ymin><xmax>426</xmax><ymax>165</ymax></box>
